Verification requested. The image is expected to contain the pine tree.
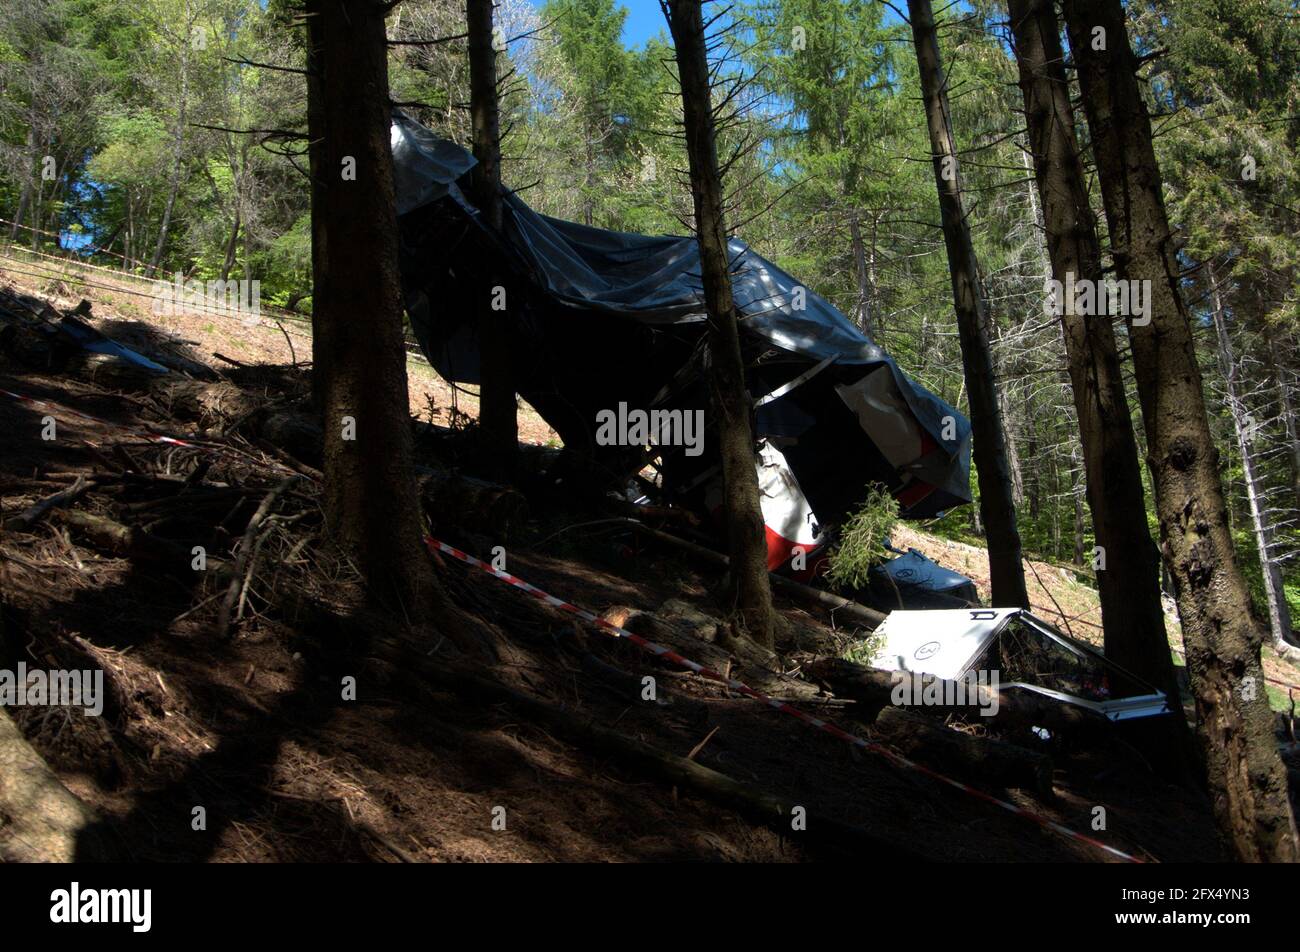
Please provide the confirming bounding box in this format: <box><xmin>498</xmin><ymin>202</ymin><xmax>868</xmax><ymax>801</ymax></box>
<box><xmin>664</xmin><ymin>0</ymin><xmax>778</xmax><ymax>649</ymax></box>
<box><xmin>1062</xmin><ymin>0</ymin><xmax>1298</xmax><ymax>861</ymax></box>
<box><xmin>467</xmin><ymin>0</ymin><xmax>517</xmax><ymax>474</ymax></box>
<box><xmin>1006</xmin><ymin>0</ymin><xmax>1188</xmax><ymax>754</ymax></box>
<box><xmin>304</xmin><ymin>0</ymin><xmax>487</xmax><ymax>654</ymax></box>
<box><xmin>907</xmin><ymin>0</ymin><xmax>1028</xmax><ymax>609</ymax></box>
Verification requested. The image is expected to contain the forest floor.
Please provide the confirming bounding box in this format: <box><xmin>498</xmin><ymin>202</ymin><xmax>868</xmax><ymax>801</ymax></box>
<box><xmin>1</xmin><ymin>252</ymin><xmax>1295</xmax><ymax>863</ymax></box>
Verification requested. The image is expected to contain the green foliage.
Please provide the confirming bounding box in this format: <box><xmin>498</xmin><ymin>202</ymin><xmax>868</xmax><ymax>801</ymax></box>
<box><xmin>261</xmin><ymin>213</ymin><xmax>312</xmax><ymax>305</ymax></box>
<box><xmin>825</xmin><ymin>484</ymin><xmax>898</xmax><ymax>591</ymax></box>
<box><xmin>841</xmin><ymin>629</ymin><xmax>886</xmax><ymax>667</ymax></box>
<box><xmin>87</xmin><ymin>110</ymin><xmax>170</xmax><ymax>188</ymax></box>
<box><xmin>1139</xmin><ymin>0</ymin><xmax>1300</xmax><ymax>626</ymax></box>
<box><xmin>522</xmin><ymin>1</ymin><xmax>674</xmax><ymax>232</ymax></box>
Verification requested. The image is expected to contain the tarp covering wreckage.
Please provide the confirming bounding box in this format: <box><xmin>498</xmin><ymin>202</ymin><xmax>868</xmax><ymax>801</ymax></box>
<box><xmin>390</xmin><ymin>113</ymin><xmax>972</xmax><ymax>561</ymax></box>
<box><xmin>870</xmin><ymin>544</ymin><xmax>980</xmax><ymax>608</ymax></box>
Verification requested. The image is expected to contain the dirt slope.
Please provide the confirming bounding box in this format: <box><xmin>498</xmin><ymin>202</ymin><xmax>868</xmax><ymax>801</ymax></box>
<box><xmin>0</xmin><ymin>254</ymin><xmax>1256</xmax><ymax>862</ymax></box>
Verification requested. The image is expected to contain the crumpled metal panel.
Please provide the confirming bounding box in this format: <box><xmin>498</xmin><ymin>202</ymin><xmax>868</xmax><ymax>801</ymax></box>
<box><xmin>870</xmin><ymin>608</ymin><xmax>1018</xmax><ymax>680</ymax></box>
<box><xmin>870</xmin><ymin>609</ymin><xmax>1171</xmax><ymax>721</ymax></box>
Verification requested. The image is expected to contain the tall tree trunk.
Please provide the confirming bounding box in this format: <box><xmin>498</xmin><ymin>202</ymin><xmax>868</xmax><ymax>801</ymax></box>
<box><xmin>9</xmin><ymin>127</ymin><xmax>34</xmax><ymax>243</ymax></box>
<box><xmin>582</xmin><ymin>132</ymin><xmax>594</xmax><ymax>227</ymax></box>
<box><xmin>995</xmin><ymin>359</ymin><xmax>1025</xmax><ymax>506</ymax></box>
<box><xmin>46</xmin><ymin>163</ymin><xmax>67</xmax><ymax>244</ymax></box>
<box><xmin>147</xmin><ymin>27</ymin><xmax>190</xmax><ymax>279</ymax></box>
<box><xmin>1009</xmin><ymin>0</ymin><xmax>1184</xmax><ymax>711</ymax></box>
<box><xmin>1063</xmin><ymin>0</ymin><xmax>1298</xmax><ymax>861</ymax></box>
<box><xmin>664</xmin><ymin>0</ymin><xmax>777</xmax><ymax>649</ymax></box>
<box><xmin>1049</xmin><ymin>443</ymin><xmax>1060</xmax><ymax>559</ymax></box>
<box><xmin>1072</xmin><ymin>470</ymin><xmax>1084</xmax><ymax>567</ymax></box>
<box><xmin>306</xmin><ymin>5</ymin><xmax>328</xmax><ymax>411</ymax></box>
<box><xmin>303</xmin><ymin>0</ymin><xmax>482</xmax><ymax>650</ymax></box>
<box><xmin>1267</xmin><ymin>346</ymin><xmax>1300</xmax><ymax>513</ymax></box>
<box><xmin>467</xmin><ymin>0</ymin><xmax>518</xmax><ymax>475</ymax></box>
<box><xmin>29</xmin><ymin>133</ymin><xmax>44</xmax><ymax>253</ymax></box>
<box><xmin>1025</xmin><ymin>388</ymin><xmax>1040</xmax><ymax>521</ymax></box>
<box><xmin>1208</xmin><ymin>266</ymin><xmax>1296</xmax><ymax>659</ymax></box>
<box><xmin>220</xmin><ymin>207</ymin><xmax>241</xmax><ymax>284</ymax></box>
<box><xmin>125</xmin><ymin>198</ymin><xmax>134</xmax><ymax>271</ymax></box>
<box><xmin>848</xmin><ymin>213</ymin><xmax>874</xmax><ymax>338</ymax></box>
<box><xmin>9</xmin><ymin>186</ymin><xmax>28</xmax><ymax>244</ymax></box>
<box><xmin>907</xmin><ymin>0</ymin><xmax>1028</xmax><ymax>609</ymax></box>
<box><xmin>868</xmin><ymin>214</ymin><xmax>881</xmax><ymax>338</ymax></box>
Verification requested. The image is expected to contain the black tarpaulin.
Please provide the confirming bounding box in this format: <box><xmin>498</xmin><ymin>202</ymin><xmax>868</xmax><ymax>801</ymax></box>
<box><xmin>390</xmin><ymin>111</ymin><xmax>972</xmax><ymax>522</ymax></box>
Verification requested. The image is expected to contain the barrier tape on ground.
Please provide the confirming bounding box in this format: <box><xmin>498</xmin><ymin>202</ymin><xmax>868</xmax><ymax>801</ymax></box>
<box><xmin>425</xmin><ymin>535</ymin><xmax>1144</xmax><ymax>863</ymax></box>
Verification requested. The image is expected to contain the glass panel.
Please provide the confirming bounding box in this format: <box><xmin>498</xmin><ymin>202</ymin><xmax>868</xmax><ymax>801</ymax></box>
<box><xmin>995</xmin><ymin>618</ymin><xmax>1115</xmax><ymax>702</ymax></box>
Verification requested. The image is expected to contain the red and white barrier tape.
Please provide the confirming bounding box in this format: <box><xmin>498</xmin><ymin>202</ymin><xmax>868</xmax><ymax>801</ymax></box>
<box><xmin>425</xmin><ymin>535</ymin><xmax>1144</xmax><ymax>863</ymax></box>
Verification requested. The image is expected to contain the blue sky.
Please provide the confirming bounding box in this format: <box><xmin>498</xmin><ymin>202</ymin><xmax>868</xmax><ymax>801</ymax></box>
<box><xmin>529</xmin><ymin>1</ymin><xmax>669</xmax><ymax>50</ymax></box>
<box><xmin>617</xmin><ymin>2</ymin><xmax>669</xmax><ymax>48</ymax></box>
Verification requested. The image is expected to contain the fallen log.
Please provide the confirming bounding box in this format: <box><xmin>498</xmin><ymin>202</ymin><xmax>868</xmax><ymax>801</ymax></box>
<box><xmin>804</xmin><ymin>657</ymin><xmax>1107</xmax><ymax>740</ymax></box>
<box><xmin>580</xmin><ymin>651</ymin><xmax>679</xmax><ymax>709</ymax></box>
<box><xmin>872</xmin><ymin>706</ymin><xmax>1054</xmax><ymax>796</ymax></box>
<box><xmin>598</xmin><ymin>604</ymin><xmax>822</xmax><ymax>702</ymax></box>
<box><xmin>3</xmin><ymin>475</ymin><xmax>95</xmax><ymax>530</ymax></box>
<box><xmin>54</xmin><ymin>509</ymin><xmax>234</xmax><ymax>581</ymax></box>
<box><xmin>258</xmin><ymin>412</ymin><xmax>323</xmax><ymax>469</ymax></box>
<box><xmin>147</xmin><ymin>378</ymin><xmax>264</xmax><ymax>427</ymax></box>
<box><xmin>78</xmin><ymin>351</ymin><xmax>166</xmax><ymax>390</ymax></box>
<box><xmin>0</xmin><ymin>708</ymin><xmax>110</xmax><ymax>861</ymax></box>
<box><xmin>121</xmin><ymin>486</ymin><xmax>251</xmax><ymax>516</ymax></box>
<box><xmin>418</xmin><ymin>470</ymin><xmax>528</xmax><ymax>539</ymax></box>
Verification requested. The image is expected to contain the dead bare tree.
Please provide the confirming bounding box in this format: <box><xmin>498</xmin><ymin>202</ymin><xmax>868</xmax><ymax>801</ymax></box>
<box><xmin>1207</xmin><ymin>263</ymin><xmax>1297</xmax><ymax>663</ymax></box>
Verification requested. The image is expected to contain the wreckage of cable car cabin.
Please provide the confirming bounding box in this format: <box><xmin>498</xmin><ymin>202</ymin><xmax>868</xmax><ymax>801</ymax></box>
<box><xmin>387</xmin><ymin>113</ymin><xmax>1182</xmax><ymax>735</ymax></box>
<box><xmin>390</xmin><ymin>112</ymin><xmax>972</xmax><ymax>574</ymax></box>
